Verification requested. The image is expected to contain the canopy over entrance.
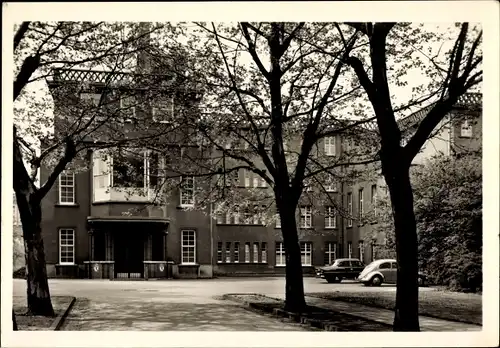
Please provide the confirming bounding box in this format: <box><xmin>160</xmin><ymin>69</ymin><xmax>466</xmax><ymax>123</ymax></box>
<box><xmin>87</xmin><ymin>216</ymin><xmax>170</xmax><ymax>279</ymax></box>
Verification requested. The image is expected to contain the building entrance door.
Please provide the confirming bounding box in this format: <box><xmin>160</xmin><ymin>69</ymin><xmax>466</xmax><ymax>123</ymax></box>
<box><xmin>114</xmin><ymin>231</ymin><xmax>144</xmax><ymax>279</ymax></box>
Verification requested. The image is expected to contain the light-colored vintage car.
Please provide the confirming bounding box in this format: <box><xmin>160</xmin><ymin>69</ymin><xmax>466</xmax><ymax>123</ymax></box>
<box><xmin>357</xmin><ymin>259</ymin><xmax>428</xmax><ymax>286</ymax></box>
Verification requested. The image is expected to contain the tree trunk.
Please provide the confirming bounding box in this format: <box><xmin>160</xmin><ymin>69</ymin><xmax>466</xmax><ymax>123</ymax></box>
<box><xmin>279</xmin><ymin>202</ymin><xmax>307</xmax><ymax>312</ymax></box>
<box><xmin>13</xmin><ymin>133</ymin><xmax>55</xmax><ymax>317</ymax></box>
<box><xmin>23</xmin><ymin>212</ymin><xmax>55</xmax><ymax>317</ymax></box>
<box><xmin>13</xmin><ymin>310</ymin><xmax>18</xmax><ymax>330</ymax></box>
<box><xmin>384</xmin><ymin>164</ymin><xmax>420</xmax><ymax>331</ymax></box>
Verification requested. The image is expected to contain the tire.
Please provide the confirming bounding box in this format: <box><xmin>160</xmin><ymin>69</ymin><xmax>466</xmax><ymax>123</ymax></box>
<box><xmin>371</xmin><ymin>275</ymin><xmax>383</xmax><ymax>286</ymax></box>
<box><xmin>337</xmin><ymin>277</ymin><xmax>343</xmax><ymax>283</ymax></box>
<box><xmin>325</xmin><ymin>276</ymin><xmax>335</xmax><ymax>283</ymax></box>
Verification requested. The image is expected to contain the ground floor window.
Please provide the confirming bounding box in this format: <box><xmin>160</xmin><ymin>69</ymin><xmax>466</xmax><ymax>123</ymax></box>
<box><xmin>300</xmin><ymin>242</ymin><xmax>312</xmax><ymax>266</ymax></box>
<box><xmin>217</xmin><ymin>242</ymin><xmax>223</xmax><ymax>263</ymax></box>
<box><xmin>225</xmin><ymin>242</ymin><xmax>231</xmax><ymax>263</ymax></box>
<box><xmin>245</xmin><ymin>242</ymin><xmax>251</xmax><ymax>263</ymax></box>
<box><xmin>348</xmin><ymin>241</ymin><xmax>353</xmax><ymax>259</ymax></box>
<box><xmin>276</xmin><ymin>242</ymin><xmax>286</xmax><ymax>266</ymax></box>
<box><xmin>324</xmin><ymin>242</ymin><xmax>336</xmax><ymax>265</ymax></box>
<box><xmin>59</xmin><ymin>228</ymin><xmax>75</xmax><ymax>264</ymax></box>
<box><xmin>261</xmin><ymin>242</ymin><xmax>267</xmax><ymax>263</ymax></box>
<box><xmin>253</xmin><ymin>242</ymin><xmax>259</xmax><ymax>263</ymax></box>
<box><xmin>359</xmin><ymin>240</ymin><xmax>365</xmax><ymax>262</ymax></box>
<box><xmin>181</xmin><ymin>230</ymin><xmax>196</xmax><ymax>264</ymax></box>
<box><xmin>234</xmin><ymin>242</ymin><xmax>240</xmax><ymax>263</ymax></box>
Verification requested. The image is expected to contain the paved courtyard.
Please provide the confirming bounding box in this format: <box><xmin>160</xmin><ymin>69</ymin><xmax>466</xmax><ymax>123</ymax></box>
<box><xmin>12</xmin><ymin>277</ymin><xmax>435</xmax><ymax>331</ymax></box>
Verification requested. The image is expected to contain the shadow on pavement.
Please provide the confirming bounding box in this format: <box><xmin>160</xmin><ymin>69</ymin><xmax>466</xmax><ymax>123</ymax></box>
<box><xmin>61</xmin><ymin>298</ymin><xmax>310</xmax><ymax>331</ymax></box>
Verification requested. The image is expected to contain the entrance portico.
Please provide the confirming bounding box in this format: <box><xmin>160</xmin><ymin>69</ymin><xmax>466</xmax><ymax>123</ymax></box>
<box><xmin>86</xmin><ymin>216</ymin><xmax>170</xmax><ymax>280</ymax></box>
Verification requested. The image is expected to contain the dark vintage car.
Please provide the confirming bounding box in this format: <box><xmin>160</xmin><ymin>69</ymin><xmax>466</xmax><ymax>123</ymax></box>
<box><xmin>316</xmin><ymin>258</ymin><xmax>365</xmax><ymax>283</ymax></box>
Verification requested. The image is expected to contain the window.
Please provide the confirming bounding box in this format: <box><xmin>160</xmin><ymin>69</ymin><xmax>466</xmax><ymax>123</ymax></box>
<box><xmin>391</xmin><ymin>262</ymin><xmax>398</xmax><ymax>270</ymax></box>
<box><xmin>304</xmin><ymin>179</ymin><xmax>313</xmax><ymax>192</ymax></box>
<box><xmin>325</xmin><ymin>178</ymin><xmax>336</xmax><ymax>192</ymax></box>
<box><xmin>359</xmin><ymin>241</ymin><xmax>365</xmax><ymax>262</ymax></box>
<box><xmin>259</xmin><ymin>177</ymin><xmax>267</xmax><ymax>187</ymax></box>
<box><xmin>120</xmin><ymin>95</ymin><xmax>136</xmax><ymax>121</ymax></box>
<box><xmin>358</xmin><ymin>188</ymin><xmax>364</xmax><ymax>219</ymax></box>
<box><xmin>244</xmin><ymin>208</ymin><xmax>252</xmax><ymax>224</ymax></box>
<box><xmin>300</xmin><ymin>242</ymin><xmax>312</xmax><ymax>266</ymax></box>
<box><xmin>216</xmin><ymin>213</ymin><xmax>223</xmax><ymax>224</ymax></box>
<box><xmin>80</xmin><ymin>92</ymin><xmax>101</xmax><ymax>107</ymax></box>
<box><xmin>371</xmin><ymin>184</ymin><xmax>377</xmax><ymax>216</ymax></box>
<box><xmin>180</xmin><ymin>176</ymin><xmax>195</xmax><ymax>206</ymax></box>
<box><xmin>300</xmin><ymin>206</ymin><xmax>312</xmax><ymax>228</ymax></box>
<box><xmin>244</xmin><ymin>170</ymin><xmax>250</xmax><ymax>187</ymax></box>
<box><xmin>245</xmin><ymin>243</ymin><xmax>251</xmax><ymax>263</ymax></box>
<box><xmin>370</xmin><ymin>242</ymin><xmax>375</xmax><ymax>261</ymax></box>
<box><xmin>152</xmin><ymin>96</ymin><xmax>174</xmax><ymax>123</ymax></box>
<box><xmin>181</xmin><ymin>230</ymin><xmax>196</xmax><ymax>264</ymax></box>
<box><xmin>460</xmin><ymin>120</ymin><xmax>472</xmax><ymax>137</ymax></box>
<box><xmin>59</xmin><ymin>172</ymin><xmax>75</xmax><ymax>204</ymax></box>
<box><xmin>253</xmin><ymin>176</ymin><xmax>259</xmax><ymax>188</ymax></box>
<box><xmin>276</xmin><ymin>242</ymin><xmax>286</xmax><ymax>266</ymax></box>
<box><xmin>234</xmin><ymin>206</ymin><xmax>240</xmax><ymax>224</ymax></box>
<box><xmin>324</xmin><ymin>242</ymin><xmax>336</xmax><ymax>265</ymax></box>
<box><xmin>59</xmin><ymin>229</ymin><xmax>75</xmax><ymax>264</ymax></box>
<box><xmin>324</xmin><ymin>137</ymin><xmax>335</xmax><ymax>156</ymax></box>
<box><xmin>146</xmin><ymin>152</ymin><xmax>162</xmax><ymax>189</ymax></box>
<box><xmin>217</xmin><ymin>242</ymin><xmax>223</xmax><ymax>263</ymax></box>
<box><xmin>348</xmin><ymin>242</ymin><xmax>353</xmax><ymax>258</ymax></box>
<box><xmin>351</xmin><ymin>260</ymin><xmax>363</xmax><ymax>267</ymax></box>
<box><xmin>325</xmin><ymin>206</ymin><xmax>336</xmax><ymax>229</ymax></box>
<box><xmin>379</xmin><ymin>262</ymin><xmax>391</xmax><ymax>269</ymax></box>
<box><xmin>261</xmin><ymin>242</ymin><xmax>267</xmax><ymax>263</ymax></box>
<box><xmin>275</xmin><ymin>213</ymin><xmax>281</xmax><ymax>228</ymax></box>
<box><xmin>253</xmin><ymin>205</ymin><xmax>260</xmax><ymax>225</ymax></box>
<box><xmin>347</xmin><ymin>193</ymin><xmax>353</xmax><ymax>227</ymax></box>
<box><xmin>225</xmin><ymin>242</ymin><xmax>231</xmax><ymax>263</ymax></box>
<box><xmin>253</xmin><ymin>243</ymin><xmax>259</xmax><ymax>263</ymax></box>
<box><xmin>113</xmin><ymin>149</ymin><xmax>145</xmax><ymax>188</ymax></box>
<box><xmin>234</xmin><ymin>242</ymin><xmax>240</xmax><ymax>263</ymax></box>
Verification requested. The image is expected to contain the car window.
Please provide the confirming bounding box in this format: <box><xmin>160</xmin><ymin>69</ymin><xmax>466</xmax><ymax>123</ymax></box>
<box><xmin>379</xmin><ymin>262</ymin><xmax>391</xmax><ymax>269</ymax></box>
<box><xmin>351</xmin><ymin>261</ymin><xmax>362</xmax><ymax>267</ymax></box>
<box><xmin>391</xmin><ymin>262</ymin><xmax>398</xmax><ymax>269</ymax></box>
<box><xmin>337</xmin><ymin>261</ymin><xmax>349</xmax><ymax>267</ymax></box>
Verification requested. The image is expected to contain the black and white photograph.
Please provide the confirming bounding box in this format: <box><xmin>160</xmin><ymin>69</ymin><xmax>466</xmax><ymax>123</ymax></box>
<box><xmin>2</xmin><ymin>2</ymin><xmax>499</xmax><ymax>347</ymax></box>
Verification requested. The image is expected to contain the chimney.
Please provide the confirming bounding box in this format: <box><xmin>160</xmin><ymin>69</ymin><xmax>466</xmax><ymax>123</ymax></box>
<box><xmin>135</xmin><ymin>22</ymin><xmax>152</xmax><ymax>75</ymax></box>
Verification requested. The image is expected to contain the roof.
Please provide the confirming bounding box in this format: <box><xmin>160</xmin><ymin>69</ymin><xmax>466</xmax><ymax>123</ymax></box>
<box><xmin>370</xmin><ymin>258</ymin><xmax>397</xmax><ymax>263</ymax></box>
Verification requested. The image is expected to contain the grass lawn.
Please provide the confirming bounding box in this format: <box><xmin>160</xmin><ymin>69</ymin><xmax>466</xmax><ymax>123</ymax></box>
<box><xmin>13</xmin><ymin>296</ymin><xmax>74</xmax><ymax>331</ymax></box>
<box><xmin>307</xmin><ymin>289</ymin><xmax>482</xmax><ymax>325</ymax></box>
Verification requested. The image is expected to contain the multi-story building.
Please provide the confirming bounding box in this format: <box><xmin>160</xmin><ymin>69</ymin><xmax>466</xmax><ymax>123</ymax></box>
<box><xmin>344</xmin><ymin>92</ymin><xmax>482</xmax><ymax>264</ymax></box>
<box><xmin>36</xmin><ymin>39</ymin><xmax>482</xmax><ymax>279</ymax></box>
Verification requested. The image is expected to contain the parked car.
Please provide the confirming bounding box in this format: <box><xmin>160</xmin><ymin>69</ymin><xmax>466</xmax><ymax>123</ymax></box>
<box><xmin>316</xmin><ymin>258</ymin><xmax>365</xmax><ymax>283</ymax></box>
<box><xmin>357</xmin><ymin>259</ymin><xmax>428</xmax><ymax>286</ymax></box>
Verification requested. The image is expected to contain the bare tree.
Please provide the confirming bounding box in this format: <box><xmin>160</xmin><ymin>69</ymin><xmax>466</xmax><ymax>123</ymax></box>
<box><xmin>12</xmin><ymin>21</ymin><xmax>173</xmax><ymax>315</ymax></box>
<box><xmin>342</xmin><ymin>22</ymin><xmax>482</xmax><ymax>331</ymax></box>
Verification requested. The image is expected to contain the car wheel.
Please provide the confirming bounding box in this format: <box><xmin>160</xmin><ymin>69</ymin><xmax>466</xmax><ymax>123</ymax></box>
<box><xmin>371</xmin><ymin>275</ymin><xmax>383</xmax><ymax>286</ymax></box>
<box><xmin>325</xmin><ymin>277</ymin><xmax>335</xmax><ymax>283</ymax></box>
<box><xmin>337</xmin><ymin>277</ymin><xmax>343</xmax><ymax>283</ymax></box>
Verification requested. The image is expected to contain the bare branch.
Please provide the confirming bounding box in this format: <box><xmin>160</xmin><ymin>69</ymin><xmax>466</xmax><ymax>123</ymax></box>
<box><xmin>240</xmin><ymin>22</ymin><xmax>271</xmax><ymax>80</ymax></box>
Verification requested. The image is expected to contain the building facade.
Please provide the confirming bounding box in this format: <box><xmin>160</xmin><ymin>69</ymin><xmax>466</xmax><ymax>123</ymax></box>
<box><xmin>37</xmin><ymin>54</ymin><xmax>482</xmax><ymax>279</ymax></box>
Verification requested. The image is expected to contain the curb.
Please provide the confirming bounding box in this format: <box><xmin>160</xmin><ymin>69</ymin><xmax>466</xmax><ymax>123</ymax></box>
<box><xmin>49</xmin><ymin>297</ymin><xmax>76</xmax><ymax>331</ymax></box>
